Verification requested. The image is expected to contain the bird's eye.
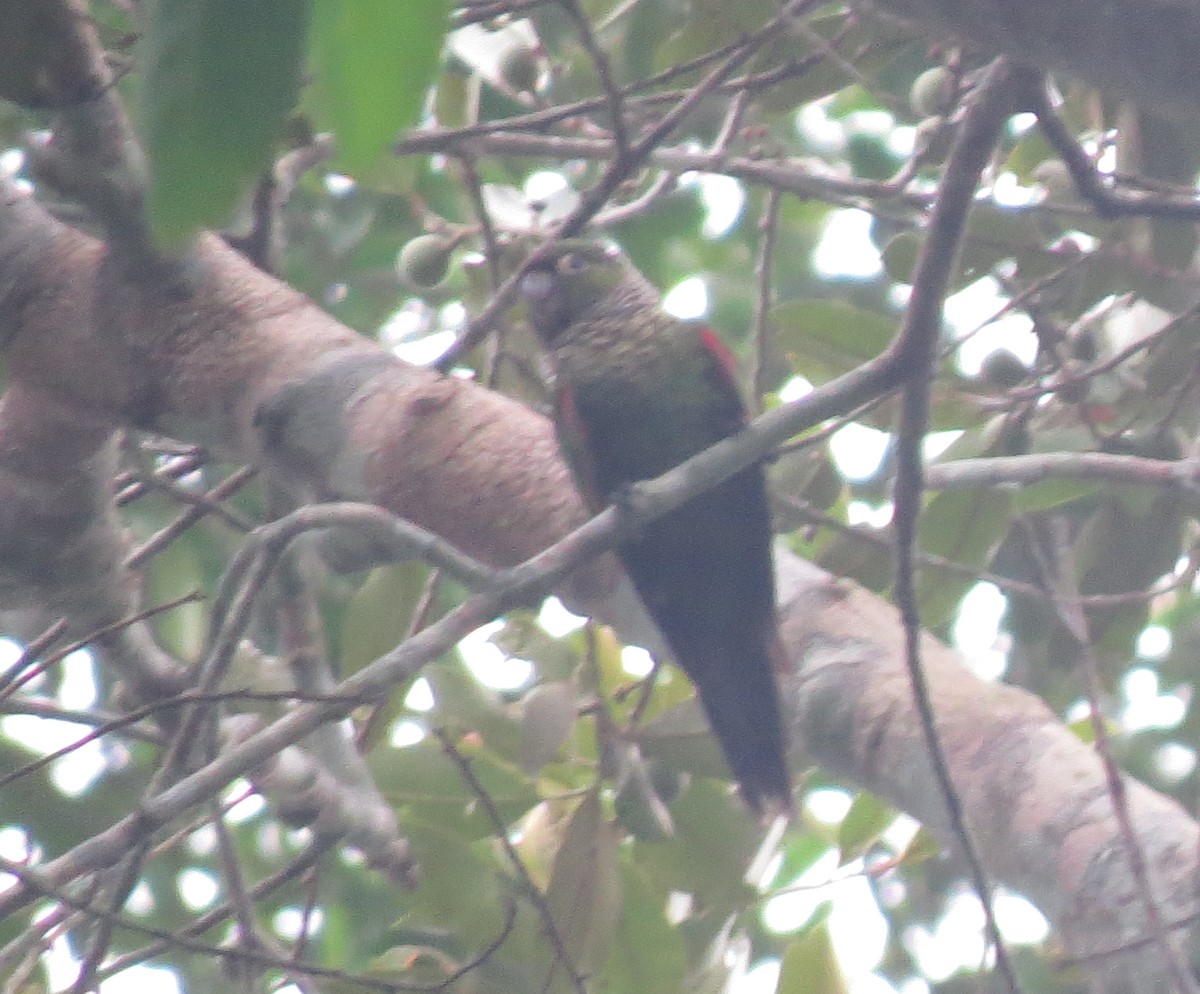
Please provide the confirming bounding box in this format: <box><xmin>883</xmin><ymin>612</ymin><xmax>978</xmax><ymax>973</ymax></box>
<box><xmin>557</xmin><ymin>252</ymin><xmax>588</xmax><ymax>274</ymax></box>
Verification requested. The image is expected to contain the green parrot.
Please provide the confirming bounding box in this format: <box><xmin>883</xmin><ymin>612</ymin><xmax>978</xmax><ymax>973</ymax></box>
<box><xmin>521</xmin><ymin>240</ymin><xmax>791</xmax><ymax>816</ymax></box>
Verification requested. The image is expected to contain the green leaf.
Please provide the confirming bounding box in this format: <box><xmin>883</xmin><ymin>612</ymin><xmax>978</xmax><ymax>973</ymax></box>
<box><xmin>642</xmin><ymin>779</ymin><xmax>761</xmax><ymax>911</ymax></box>
<box><xmin>776</xmin><ymin>921</ymin><xmax>849</xmax><ymax>994</ymax></box>
<box><xmin>599</xmin><ymin>862</ymin><xmax>687</xmax><ymax>994</ymax></box>
<box><xmin>1013</xmin><ymin>478</ymin><xmax>1102</xmax><ymax>513</ymax></box>
<box><xmin>370</xmin><ymin>737</ymin><xmax>537</xmax><ymax>828</ymax></box>
<box><xmin>546</xmin><ymin>789</ymin><xmax>623</xmax><ymax>975</ymax></box>
<box><xmin>836</xmin><ymin>790</ymin><xmax>893</xmax><ymax>865</ymax></box>
<box><xmin>771</xmin><ymin>299</ymin><xmax>896</xmax><ymax>385</ymax></box>
<box><xmin>916</xmin><ymin>488</ymin><xmax>1013</xmax><ymax>626</ymax></box>
<box><xmin>403</xmin><ymin>817</ymin><xmax>507</xmax><ymax>936</ymax></box>
<box><xmin>309</xmin><ymin>0</ymin><xmax>450</xmax><ymax>175</ymax></box>
<box><xmin>884</xmin><ymin>207</ymin><xmax>1053</xmax><ymax>290</ymax></box>
<box><xmin>142</xmin><ymin>0</ymin><xmax>309</xmax><ymax>249</ymax></box>
<box><xmin>340</xmin><ymin>563</ymin><xmax>430</xmax><ymax>676</ymax></box>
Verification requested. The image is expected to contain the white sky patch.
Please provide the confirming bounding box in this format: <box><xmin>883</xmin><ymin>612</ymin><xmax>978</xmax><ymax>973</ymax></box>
<box><xmin>951</xmin><ymin>582</ymin><xmax>1009</xmax><ymax>681</ymax></box>
<box><xmin>392</xmin><ymin>329</ymin><xmax>458</xmax><ymax>365</ymax></box>
<box><xmin>882</xmin><ymin>813</ymin><xmax>921</xmax><ymax>853</ymax></box>
<box><xmin>380</xmin><ymin>300</ymin><xmax>431</xmax><ymax>345</ymax></box>
<box><xmin>742</xmin><ymin>958</ymin><xmax>780</xmax><ymax>994</ymax></box>
<box><xmin>943</xmin><ymin>277</ymin><xmax>1038</xmax><ymax>376</ymax></box>
<box><xmin>324</xmin><ymin>173</ymin><xmax>355</xmax><ymax>197</ymax></box>
<box><xmin>942</xmin><ymin>277</ymin><xmax>1007</xmax><ymax>334</ymax></box>
<box><xmin>59</xmin><ymin>649</ymin><xmax>98</xmax><ymax>710</ymax></box>
<box><xmin>831</xmin><ymin>422</ymin><xmax>889</xmax><ymax>480</ymax></box>
<box><xmin>1155</xmin><ymin>743</ymin><xmax>1196</xmax><ymax>781</ymax></box>
<box><xmin>178</xmin><ymin>868</ymin><xmax>219</xmax><ymax>911</ymax></box>
<box><xmin>458</xmin><ymin>620</ymin><xmax>534</xmax><ymax>691</ymax></box>
<box><xmin>405</xmin><ymin>677</ymin><xmax>434</xmax><ymax>712</ymax></box>
<box><xmin>187</xmin><ymin>824</ymin><xmax>218</xmax><ymax>856</ymax></box>
<box><xmin>903</xmin><ymin>889</ymin><xmax>989</xmax><ymax>982</ymax></box>
<box><xmin>525</xmin><ymin>170</ymin><xmax>569</xmax><ymax>202</ymax></box>
<box><xmin>91</xmin><ymin>962</ymin><xmax>182</xmax><ymax>994</ymax></box>
<box><xmin>846</xmin><ymin>109</ymin><xmax>896</xmax><ymax>137</ymax></box>
<box><xmin>805</xmin><ymin>787</ymin><xmax>853</xmax><ymax>824</ymax></box>
<box><xmin>689</xmin><ymin>172</ymin><xmax>745</xmax><ymax>238</ymax></box>
<box><xmin>923</xmin><ymin>430</ymin><xmax>961</xmax><ymax>461</ymax></box>
<box><xmin>991</xmin><ymin>173</ymin><xmax>1040</xmax><ymax>208</ymax></box>
<box><xmin>778</xmin><ymin>374</ymin><xmax>814</xmax><ymax>404</ymax></box>
<box><xmin>0</xmin><ymin>147</ymin><xmax>24</xmax><ymax>178</ymax></box>
<box><xmin>224</xmin><ymin>782</ymin><xmax>265</xmax><ymax>823</ymax></box>
<box><xmin>450</xmin><ymin>19</ymin><xmax>537</xmax><ymax>84</ymax></box>
<box><xmin>1010</xmin><ymin>112</ymin><xmax>1037</xmax><ymax>135</ymax></box>
<box><xmin>763</xmin><ymin>848</ymin><xmax>839</xmax><ymax>933</ymax></box>
<box><xmin>440</xmin><ymin>301</ymin><xmax>466</xmax><ymax>330</ymax></box>
<box><xmin>814</xmin><ymin>209</ymin><xmax>883</xmax><ymax>280</ymax></box>
<box><xmin>1136</xmin><ymin>624</ymin><xmax>1171</xmax><ymax>660</ymax></box>
<box><xmin>847</xmin><ymin>500</ymin><xmax>894</xmax><ymax>528</ymax></box>
<box><xmin>621</xmin><ymin>645</ymin><xmax>654</xmax><ymax>677</ymax></box>
<box><xmin>829</xmin><ymin>874</ymin><xmax>889</xmax><ymax>978</ymax></box>
<box><xmin>0</xmin><ymin>636</ymin><xmax>27</xmax><ymax>680</ymax></box>
<box><xmin>1121</xmin><ymin>667</ymin><xmax>1186</xmax><ymax>732</ymax></box>
<box><xmin>993</xmin><ymin>889</ymin><xmax>1049</xmax><ymax>944</ymax></box>
<box><xmin>42</xmin><ymin>932</ymin><xmax>82</xmax><ymax>992</ymax></box>
<box><xmin>0</xmin><ymin>710</ymin><xmax>106</xmax><ymax>796</ymax></box>
<box><xmin>0</xmin><ymin>829</ymin><xmax>35</xmax><ymax>897</ymax></box>
<box><xmin>662</xmin><ymin>276</ymin><xmax>709</xmax><ymax>320</ymax></box>
<box><xmin>796</xmin><ymin>101</ymin><xmax>844</xmax><ymax>153</ymax></box>
<box><xmin>0</xmin><ymin>826</ymin><xmax>33</xmax><ymax>862</ymax></box>
<box><xmin>538</xmin><ymin>597</ymin><xmax>586</xmax><ymax>637</ymax></box>
<box><xmin>955</xmin><ymin>312</ymin><xmax>1038</xmax><ymax>377</ymax></box>
<box><xmin>887</xmin><ymin>125</ymin><xmax>916</xmax><ymax>157</ymax></box>
<box><xmin>763</xmin><ymin>853</ymin><xmax>888</xmax><ymax>978</ymax></box>
<box><xmin>274</xmin><ymin>906</ymin><xmax>325</xmax><ymax>941</ymax></box>
<box><xmin>125</xmin><ymin>880</ymin><xmax>155</xmax><ymax>915</ymax></box>
<box><xmin>390</xmin><ymin>719</ymin><xmax>426</xmax><ymax>747</ymax></box>
<box><xmin>850</xmin><ymin>974</ymin><xmax>902</xmax><ymax>994</ymax></box>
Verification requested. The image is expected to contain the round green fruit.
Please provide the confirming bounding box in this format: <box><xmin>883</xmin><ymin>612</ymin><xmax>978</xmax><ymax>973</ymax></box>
<box><xmin>910</xmin><ymin>67</ymin><xmax>955</xmax><ymax>117</ymax></box>
<box><xmin>397</xmin><ymin>235</ymin><xmax>452</xmax><ymax>288</ymax></box>
<box><xmin>499</xmin><ymin>45</ymin><xmax>540</xmax><ymax>94</ymax></box>
<box><xmin>978</xmin><ymin>349</ymin><xmax>1029</xmax><ymax>389</ymax></box>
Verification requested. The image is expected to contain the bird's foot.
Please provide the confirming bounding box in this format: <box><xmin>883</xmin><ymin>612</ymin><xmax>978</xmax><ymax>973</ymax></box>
<box><xmin>608</xmin><ymin>481</ymin><xmax>650</xmax><ymax>538</ymax></box>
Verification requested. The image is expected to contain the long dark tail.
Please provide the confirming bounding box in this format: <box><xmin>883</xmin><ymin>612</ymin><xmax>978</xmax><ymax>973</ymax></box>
<box><xmin>690</xmin><ymin>640</ymin><xmax>792</xmax><ymax>819</ymax></box>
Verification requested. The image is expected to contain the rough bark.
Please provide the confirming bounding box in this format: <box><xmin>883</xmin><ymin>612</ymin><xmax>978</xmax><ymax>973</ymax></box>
<box><xmin>1</xmin><ymin>179</ymin><xmax>1197</xmax><ymax>990</ymax></box>
<box><xmin>3</xmin><ymin>1</ymin><xmax>1200</xmax><ymax>990</ymax></box>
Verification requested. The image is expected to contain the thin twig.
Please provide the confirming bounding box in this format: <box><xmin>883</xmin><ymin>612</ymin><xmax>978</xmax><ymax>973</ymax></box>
<box><xmin>434</xmin><ymin>728</ymin><xmax>586</xmax><ymax>994</ymax></box>
<box><xmin>888</xmin><ymin>57</ymin><xmax>1024</xmax><ymax>994</ymax></box>
<box><xmin>1018</xmin><ymin>519</ymin><xmax>1198</xmax><ymax>994</ymax></box>
<box><xmin>751</xmin><ymin>188</ymin><xmax>782</xmax><ymax>412</ymax></box>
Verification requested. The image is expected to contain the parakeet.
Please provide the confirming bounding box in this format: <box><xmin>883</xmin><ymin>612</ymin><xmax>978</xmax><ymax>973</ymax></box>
<box><xmin>521</xmin><ymin>240</ymin><xmax>791</xmax><ymax>816</ymax></box>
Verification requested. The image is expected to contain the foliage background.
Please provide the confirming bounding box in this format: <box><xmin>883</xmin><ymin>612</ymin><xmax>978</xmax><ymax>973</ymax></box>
<box><xmin>2</xmin><ymin>1</ymin><xmax>1200</xmax><ymax>993</ymax></box>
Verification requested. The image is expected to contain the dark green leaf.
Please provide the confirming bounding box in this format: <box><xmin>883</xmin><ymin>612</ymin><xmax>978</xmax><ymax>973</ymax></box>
<box><xmin>546</xmin><ymin>789</ymin><xmax>623</xmax><ymax>974</ymax></box>
<box><xmin>771</xmin><ymin>299</ymin><xmax>896</xmax><ymax>385</ymax></box>
<box><xmin>599</xmin><ymin>862</ymin><xmax>687</xmax><ymax>994</ymax></box>
<box><xmin>309</xmin><ymin>0</ymin><xmax>450</xmax><ymax>174</ymax></box>
<box><xmin>916</xmin><ymin>488</ymin><xmax>1013</xmax><ymax>626</ymax></box>
<box><xmin>142</xmin><ymin>0</ymin><xmax>309</xmax><ymax>248</ymax></box>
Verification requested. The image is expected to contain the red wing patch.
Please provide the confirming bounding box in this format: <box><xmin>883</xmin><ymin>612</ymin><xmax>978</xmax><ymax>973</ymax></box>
<box><xmin>555</xmin><ymin>384</ymin><xmax>605</xmax><ymax>513</ymax></box>
<box><xmin>698</xmin><ymin>326</ymin><xmax>750</xmax><ymax>427</ymax></box>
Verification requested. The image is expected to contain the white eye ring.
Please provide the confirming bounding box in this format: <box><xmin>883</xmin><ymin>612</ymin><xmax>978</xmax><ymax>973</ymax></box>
<box><xmin>558</xmin><ymin>252</ymin><xmax>588</xmax><ymax>273</ymax></box>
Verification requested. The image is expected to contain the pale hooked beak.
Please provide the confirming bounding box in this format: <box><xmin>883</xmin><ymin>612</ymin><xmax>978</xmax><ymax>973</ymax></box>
<box><xmin>520</xmin><ymin>270</ymin><xmax>556</xmax><ymax>302</ymax></box>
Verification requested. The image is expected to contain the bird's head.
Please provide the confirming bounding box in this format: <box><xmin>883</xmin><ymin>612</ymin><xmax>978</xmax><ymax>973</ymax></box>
<box><xmin>520</xmin><ymin>240</ymin><xmax>633</xmax><ymax>342</ymax></box>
